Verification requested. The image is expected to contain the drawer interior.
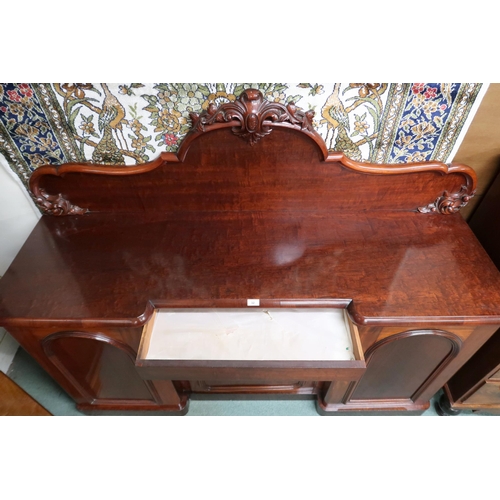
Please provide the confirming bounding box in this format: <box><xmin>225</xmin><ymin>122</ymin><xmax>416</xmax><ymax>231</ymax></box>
<box><xmin>138</xmin><ymin>308</ymin><xmax>360</xmax><ymax>362</ymax></box>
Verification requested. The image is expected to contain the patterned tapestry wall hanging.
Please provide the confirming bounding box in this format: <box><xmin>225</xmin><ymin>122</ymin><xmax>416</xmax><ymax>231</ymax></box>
<box><xmin>0</xmin><ymin>83</ymin><xmax>487</xmax><ymax>189</ymax></box>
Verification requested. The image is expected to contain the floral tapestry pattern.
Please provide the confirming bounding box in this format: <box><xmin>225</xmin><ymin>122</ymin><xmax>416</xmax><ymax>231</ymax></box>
<box><xmin>0</xmin><ymin>83</ymin><xmax>486</xmax><ymax>188</ymax></box>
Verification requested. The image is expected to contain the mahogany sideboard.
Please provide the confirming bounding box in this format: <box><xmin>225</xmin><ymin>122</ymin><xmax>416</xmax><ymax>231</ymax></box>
<box><xmin>1</xmin><ymin>89</ymin><xmax>500</xmax><ymax>415</ymax></box>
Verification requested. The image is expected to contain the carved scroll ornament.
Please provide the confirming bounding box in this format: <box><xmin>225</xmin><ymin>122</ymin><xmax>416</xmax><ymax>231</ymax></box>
<box><xmin>31</xmin><ymin>188</ymin><xmax>88</xmax><ymax>216</ymax></box>
<box><xmin>417</xmin><ymin>186</ymin><xmax>475</xmax><ymax>215</ymax></box>
<box><xmin>189</xmin><ymin>88</ymin><xmax>316</xmax><ymax>146</ymax></box>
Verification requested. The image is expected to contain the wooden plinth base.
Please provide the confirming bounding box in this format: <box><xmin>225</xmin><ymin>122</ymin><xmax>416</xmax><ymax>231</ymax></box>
<box><xmin>76</xmin><ymin>395</ymin><xmax>189</xmax><ymax>416</ymax></box>
<box><xmin>316</xmin><ymin>396</ymin><xmax>429</xmax><ymax>416</ymax></box>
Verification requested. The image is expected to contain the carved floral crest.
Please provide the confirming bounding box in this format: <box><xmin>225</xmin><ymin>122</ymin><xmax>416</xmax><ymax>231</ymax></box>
<box><xmin>189</xmin><ymin>89</ymin><xmax>316</xmax><ymax>146</ymax></box>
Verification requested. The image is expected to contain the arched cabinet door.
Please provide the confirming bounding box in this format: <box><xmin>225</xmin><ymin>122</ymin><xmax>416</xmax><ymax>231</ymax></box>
<box><xmin>348</xmin><ymin>330</ymin><xmax>462</xmax><ymax>402</ymax></box>
<box><xmin>42</xmin><ymin>332</ymin><xmax>164</xmax><ymax>406</ymax></box>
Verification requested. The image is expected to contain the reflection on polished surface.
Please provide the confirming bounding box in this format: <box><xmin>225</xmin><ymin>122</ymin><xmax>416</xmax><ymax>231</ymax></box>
<box><xmin>273</xmin><ymin>242</ymin><xmax>306</xmax><ymax>266</ymax></box>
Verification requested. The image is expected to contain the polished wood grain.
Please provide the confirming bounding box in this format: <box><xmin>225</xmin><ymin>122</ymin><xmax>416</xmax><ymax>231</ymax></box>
<box><xmin>1</xmin><ymin>89</ymin><xmax>499</xmax><ymax>414</ymax></box>
<box><xmin>1</xmin><ymin>211</ymin><xmax>499</xmax><ymax>330</ymax></box>
<box><xmin>30</xmin><ymin>129</ymin><xmax>475</xmax><ymax>216</ymax></box>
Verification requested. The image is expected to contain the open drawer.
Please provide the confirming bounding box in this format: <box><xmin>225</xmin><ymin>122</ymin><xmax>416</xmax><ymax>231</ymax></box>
<box><xmin>135</xmin><ymin>308</ymin><xmax>366</xmax><ymax>384</ymax></box>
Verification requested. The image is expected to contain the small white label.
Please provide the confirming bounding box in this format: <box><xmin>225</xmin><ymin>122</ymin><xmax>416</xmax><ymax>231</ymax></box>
<box><xmin>247</xmin><ymin>299</ymin><xmax>260</xmax><ymax>307</ymax></box>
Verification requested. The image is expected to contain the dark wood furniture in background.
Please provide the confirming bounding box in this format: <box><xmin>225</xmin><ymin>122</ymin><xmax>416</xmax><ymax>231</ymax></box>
<box><xmin>1</xmin><ymin>89</ymin><xmax>500</xmax><ymax>415</ymax></box>
<box><xmin>437</xmin><ymin>167</ymin><xmax>500</xmax><ymax>415</ymax></box>
<box><xmin>469</xmin><ymin>166</ymin><xmax>500</xmax><ymax>270</ymax></box>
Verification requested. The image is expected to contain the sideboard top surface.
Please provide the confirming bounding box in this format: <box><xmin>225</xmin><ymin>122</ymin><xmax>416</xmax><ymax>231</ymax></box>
<box><xmin>1</xmin><ymin>209</ymin><xmax>499</xmax><ymax>328</ymax></box>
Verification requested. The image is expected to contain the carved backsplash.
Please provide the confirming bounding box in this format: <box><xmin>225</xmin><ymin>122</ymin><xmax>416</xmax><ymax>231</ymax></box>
<box><xmin>0</xmin><ymin>83</ymin><xmax>487</xmax><ymax>190</ymax></box>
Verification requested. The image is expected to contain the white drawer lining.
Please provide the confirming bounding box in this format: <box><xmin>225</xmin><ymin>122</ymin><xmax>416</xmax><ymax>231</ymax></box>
<box><xmin>145</xmin><ymin>308</ymin><xmax>354</xmax><ymax>361</ymax></box>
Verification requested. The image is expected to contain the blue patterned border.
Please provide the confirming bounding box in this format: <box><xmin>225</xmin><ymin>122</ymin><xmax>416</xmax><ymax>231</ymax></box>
<box><xmin>387</xmin><ymin>83</ymin><xmax>460</xmax><ymax>163</ymax></box>
<box><xmin>0</xmin><ymin>83</ymin><xmax>67</xmax><ymax>176</ymax></box>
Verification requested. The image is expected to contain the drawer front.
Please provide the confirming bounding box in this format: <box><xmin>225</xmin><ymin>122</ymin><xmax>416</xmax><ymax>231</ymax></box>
<box><xmin>136</xmin><ymin>360</ymin><xmax>365</xmax><ymax>383</ymax></box>
<box><xmin>136</xmin><ymin>308</ymin><xmax>365</xmax><ymax>383</ymax></box>
<box><xmin>463</xmin><ymin>381</ymin><xmax>500</xmax><ymax>406</ymax></box>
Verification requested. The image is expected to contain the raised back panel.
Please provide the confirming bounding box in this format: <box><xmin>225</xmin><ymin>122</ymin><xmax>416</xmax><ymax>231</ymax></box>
<box><xmin>29</xmin><ymin>90</ymin><xmax>476</xmax><ymax>217</ymax></box>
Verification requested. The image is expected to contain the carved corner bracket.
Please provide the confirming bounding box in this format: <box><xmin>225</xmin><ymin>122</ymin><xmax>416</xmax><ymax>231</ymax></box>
<box><xmin>417</xmin><ymin>185</ymin><xmax>475</xmax><ymax>215</ymax></box>
<box><xmin>31</xmin><ymin>188</ymin><xmax>88</xmax><ymax>216</ymax></box>
<box><xmin>189</xmin><ymin>89</ymin><xmax>316</xmax><ymax>146</ymax></box>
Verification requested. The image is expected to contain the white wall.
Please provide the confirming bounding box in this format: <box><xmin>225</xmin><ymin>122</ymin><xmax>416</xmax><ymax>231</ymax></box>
<box><xmin>0</xmin><ymin>154</ymin><xmax>41</xmax><ymax>274</ymax></box>
<box><xmin>0</xmin><ymin>153</ymin><xmax>41</xmax><ymax>372</ymax></box>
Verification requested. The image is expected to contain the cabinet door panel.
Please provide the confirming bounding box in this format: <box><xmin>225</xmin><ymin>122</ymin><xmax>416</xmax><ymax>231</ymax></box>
<box><xmin>350</xmin><ymin>332</ymin><xmax>459</xmax><ymax>401</ymax></box>
<box><xmin>43</xmin><ymin>333</ymin><xmax>154</xmax><ymax>402</ymax></box>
